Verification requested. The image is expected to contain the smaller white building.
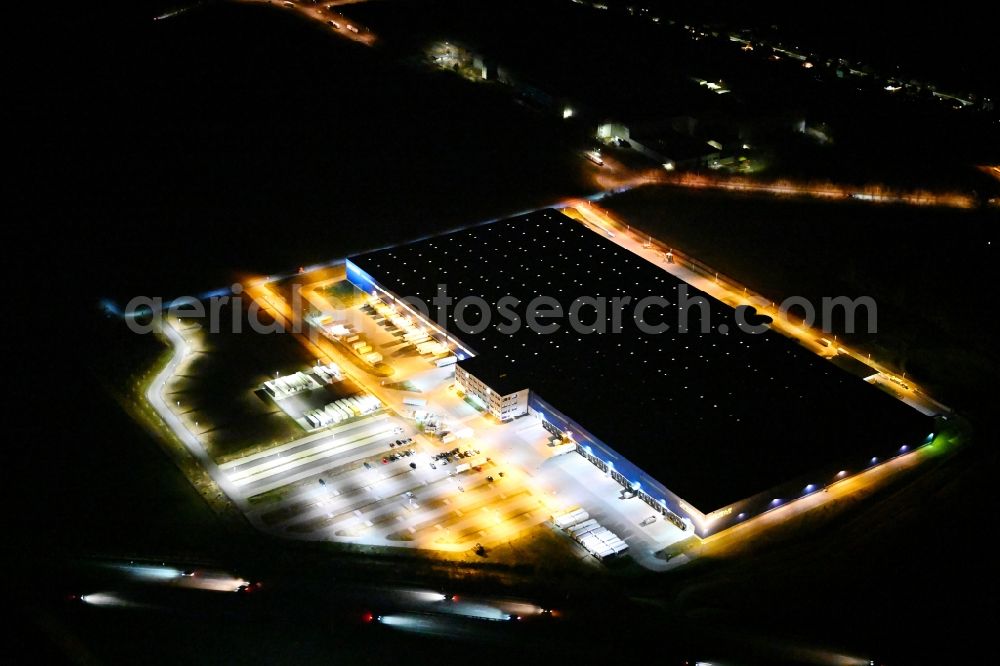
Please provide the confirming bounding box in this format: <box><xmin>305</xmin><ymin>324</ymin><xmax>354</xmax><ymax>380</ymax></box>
<box><xmin>455</xmin><ymin>364</ymin><xmax>528</xmax><ymax>422</ymax></box>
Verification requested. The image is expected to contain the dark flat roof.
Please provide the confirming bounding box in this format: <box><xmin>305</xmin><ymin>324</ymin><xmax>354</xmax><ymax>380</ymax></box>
<box><xmin>350</xmin><ymin>210</ymin><xmax>931</xmax><ymax>511</ymax></box>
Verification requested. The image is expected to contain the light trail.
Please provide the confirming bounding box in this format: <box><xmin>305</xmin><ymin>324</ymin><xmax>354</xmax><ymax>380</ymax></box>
<box><xmin>583</xmin><ymin>154</ymin><xmax>980</xmax><ymax>210</ymax></box>
<box><xmin>659</xmin><ymin>172</ymin><xmax>976</xmax><ymax>208</ymax></box>
<box><xmin>153</xmin><ymin>4</ymin><xmax>200</xmax><ymax>21</ymax></box>
<box><xmin>233</xmin><ymin>0</ymin><xmax>376</xmax><ymax>47</ymax></box>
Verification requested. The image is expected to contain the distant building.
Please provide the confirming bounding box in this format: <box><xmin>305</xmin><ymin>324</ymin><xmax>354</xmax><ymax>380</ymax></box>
<box><xmin>598</xmin><ymin>118</ymin><xmax>727</xmax><ymax>169</ymax></box>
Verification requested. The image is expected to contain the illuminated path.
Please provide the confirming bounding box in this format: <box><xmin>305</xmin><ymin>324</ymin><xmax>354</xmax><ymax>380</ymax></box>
<box><xmin>653</xmin><ymin>172</ymin><xmax>976</xmax><ymax>208</ymax></box>
<box><xmin>585</xmin><ymin>162</ymin><xmax>977</xmax><ymax>210</ymax></box>
<box><xmin>146</xmin><ymin>318</ymin><xmax>250</xmax><ymax>513</ymax></box>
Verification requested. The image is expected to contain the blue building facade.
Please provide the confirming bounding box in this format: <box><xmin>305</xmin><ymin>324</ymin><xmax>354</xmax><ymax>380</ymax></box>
<box><xmin>345</xmin><ymin>259</ymin><xmax>380</xmax><ymax>297</ymax></box>
<box><xmin>527</xmin><ymin>393</ymin><xmax>694</xmax><ymax>533</ymax></box>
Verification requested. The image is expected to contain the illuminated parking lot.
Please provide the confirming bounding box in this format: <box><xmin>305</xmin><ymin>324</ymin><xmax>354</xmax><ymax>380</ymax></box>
<box><xmin>149</xmin><ymin>206</ymin><xmax>942</xmax><ymax>569</ymax></box>
<box><xmin>149</xmin><ymin>277</ymin><xmax>695</xmax><ymax>563</ymax></box>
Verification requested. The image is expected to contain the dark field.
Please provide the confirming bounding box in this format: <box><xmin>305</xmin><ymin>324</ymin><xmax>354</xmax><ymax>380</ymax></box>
<box><xmin>41</xmin><ymin>1</ymin><xmax>590</xmax><ymax>301</ymax></box>
<box><xmin>348</xmin><ymin>0</ymin><xmax>1000</xmax><ymax>192</ymax></box>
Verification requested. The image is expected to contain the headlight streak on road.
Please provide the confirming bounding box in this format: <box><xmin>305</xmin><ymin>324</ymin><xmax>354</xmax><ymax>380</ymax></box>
<box><xmin>79</xmin><ymin>592</ymin><xmax>161</xmax><ymax>611</ymax></box>
<box><xmin>376</xmin><ymin>613</ymin><xmax>480</xmax><ymax>638</ymax></box>
<box><xmin>179</xmin><ymin>574</ymin><xmax>250</xmax><ymax>592</ymax></box>
<box><xmin>99</xmin><ymin>562</ymin><xmax>249</xmax><ymax>592</ymax></box>
<box><xmin>376</xmin><ymin>610</ymin><xmax>515</xmax><ymax>638</ymax></box>
<box><xmin>152</xmin><ymin>5</ymin><xmax>194</xmax><ymax>21</ymax></box>
<box><xmin>374</xmin><ymin>587</ymin><xmax>529</xmax><ymax>621</ymax></box>
<box><xmin>105</xmin><ymin>563</ymin><xmax>182</xmax><ymax>580</ymax></box>
<box><xmin>398</xmin><ymin>589</ymin><xmax>449</xmax><ymax>604</ymax></box>
<box><xmin>437</xmin><ymin>601</ymin><xmax>515</xmax><ymax>621</ymax></box>
<box><xmin>80</xmin><ymin>592</ymin><xmax>124</xmax><ymax>607</ymax></box>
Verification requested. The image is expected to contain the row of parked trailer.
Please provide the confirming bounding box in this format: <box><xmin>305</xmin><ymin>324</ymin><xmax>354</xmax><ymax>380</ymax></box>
<box><xmin>371</xmin><ymin>299</ymin><xmax>431</xmax><ymax>348</ymax></box>
<box><xmin>321</xmin><ymin>321</ymin><xmax>351</xmax><ymax>338</ymax></box>
<box><xmin>346</xmin><ymin>337</ymin><xmax>383</xmax><ymax>364</ymax></box>
<box><xmin>263</xmin><ymin>372</ymin><xmax>320</xmax><ymax>400</ymax></box>
<box><xmin>312</xmin><ymin>314</ymin><xmax>384</xmax><ymax>365</ymax></box>
<box><xmin>553</xmin><ymin>508</ymin><xmax>629</xmax><ymax>560</ymax></box>
<box><xmin>313</xmin><ymin>362</ymin><xmax>343</xmax><ymax>384</ymax></box>
<box><xmin>325</xmin><ymin>328</ymin><xmax>381</xmax><ymax>365</ymax></box>
<box><xmin>304</xmin><ymin>393</ymin><xmax>382</xmax><ymax>429</ymax></box>
<box><xmin>367</xmin><ymin>297</ymin><xmax>456</xmax><ymax>365</ymax></box>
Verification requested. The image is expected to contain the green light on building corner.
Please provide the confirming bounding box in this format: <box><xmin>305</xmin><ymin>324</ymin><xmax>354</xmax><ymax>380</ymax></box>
<box><xmin>922</xmin><ymin>427</ymin><xmax>962</xmax><ymax>457</ymax></box>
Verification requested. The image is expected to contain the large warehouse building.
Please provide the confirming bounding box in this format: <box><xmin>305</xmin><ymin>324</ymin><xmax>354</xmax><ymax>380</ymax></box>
<box><xmin>346</xmin><ymin>209</ymin><xmax>934</xmax><ymax>538</ymax></box>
